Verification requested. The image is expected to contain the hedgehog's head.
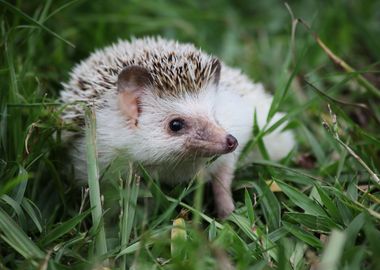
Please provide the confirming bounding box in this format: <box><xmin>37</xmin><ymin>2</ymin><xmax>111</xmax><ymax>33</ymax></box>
<box><xmin>116</xmin><ymin>60</ymin><xmax>238</xmax><ymax>164</ymax></box>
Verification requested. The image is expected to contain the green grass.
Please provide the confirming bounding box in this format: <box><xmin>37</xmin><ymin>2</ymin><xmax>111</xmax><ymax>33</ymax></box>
<box><xmin>1</xmin><ymin>0</ymin><xmax>380</xmax><ymax>269</ymax></box>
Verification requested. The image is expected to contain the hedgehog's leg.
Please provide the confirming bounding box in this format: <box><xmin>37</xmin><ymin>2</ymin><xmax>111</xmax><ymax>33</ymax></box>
<box><xmin>211</xmin><ymin>162</ymin><xmax>235</xmax><ymax>219</ymax></box>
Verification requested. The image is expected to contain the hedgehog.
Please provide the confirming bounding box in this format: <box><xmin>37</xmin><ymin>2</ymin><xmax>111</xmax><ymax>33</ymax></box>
<box><xmin>60</xmin><ymin>36</ymin><xmax>295</xmax><ymax>218</ymax></box>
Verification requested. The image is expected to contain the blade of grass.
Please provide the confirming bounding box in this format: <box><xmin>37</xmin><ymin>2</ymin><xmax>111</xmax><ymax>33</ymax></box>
<box><xmin>323</xmin><ymin>105</ymin><xmax>380</xmax><ymax>185</ymax></box>
<box><xmin>282</xmin><ymin>221</ymin><xmax>322</xmax><ymax>249</ymax></box>
<box><xmin>301</xmin><ymin>125</ymin><xmax>325</xmax><ymax>164</ymax></box>
<box><xmin>315</xmin><ymin>185</ymin><xmax>341</xmax><ymax>223</ymax></box>
<box><xmin>254</xmin><ymin>178</ymin><xmax>281</xmax><ymax>230</ymax></box>
<box><xmin>0</xmin><ymin>207</ymin><xmax>45</xmax><ymax>259</ymax></box>
<box><xmin>297</xmin><ymin>18</ymin><xmax>380</xmax><ymax>98</ymax></box>
<box><xmin>84</xmin><ymin>107</ymin><xmax>107</xmax><ymax>258</ymax></box>
<box><xmin>138</xmin><ymin>163</ymin><xmax>170</xmax><ymax>209</ymax></box>
<box><xmin>228</xmin><ymin>213</ymin><xmax>278</xmax><ymax>262</ymax></box>
<box><xmin>193</xmin><ymin>175</ymin><xmax>204</xmax><ymax>226</ymax></box>
<box><xmin>43</xmin><ymin>0</ymin><xmax>82</xmax><ymax>22</ymax></box>
<box><xmin>54</xmin><ymin>233</ymin><xmax>87</xmax><ymax>262</ymax></box>
<box><xmin>364</xmin><ymin>222</ymin><xmax>380</xmax><ymax>267</ymax></box>
<box><xmin>0</xmin><ymin>171</ymin><xmax>29</xmax><ymax>197</ymax></box>
<box><xmin>319</xmin><ymin>230</ymin><xmax>346</xmax><ymax>270</ymax></box>
<box><xmin>0</xmin><ymin>0</ymin><xmax>74</xmax><ymax>47</ymax></box>
<box><xmin>21</xmin><ymin>198</ymin><xmax>42</xmax><ymax>233</ymax></box>
<box><xmin>166</xmin><ymin>196</ymin><xmax>224</xmax><ymax>229</ymax></box>
<box><xmin>7</xmin><ymin>102</ymin><xmax>62</xmax><ymax>107</ymax></box>
<box><xmin>304</xmin><ymin>80</ymin><xmax>368</xmax><ymax>109</ymax></box>
<box><xmin>149</xmin><ymin>183</ymin><xmax>192</xmax><ymax>230</ymax></box>
<box><xmin>117</xmin><ymin>227</ymin><xmax>169</xmax><ymax>258</ymax></box>
<box><xmin>344</xmin><ymin>213</ymin><xmax>366</xmax><ymax>247</ymax></box>
<box><xmin>254</xmin><ymin>111</ymin><xmax>270</xmax><ymax>161</ymax></box>
<box><xmin>39</xmin><ymin>208</ymin><xmax>91</xmax><ymax>246</ymax></box>
<box><xmin>120</xmin><ymin>165</ymin><xmax>140</xmax><ymax>270</ymax></box>
<box><xmin>267</xmin><ymin>35</ymin><xmax>306</xmax><ymax>122</ymax></box>
<box><xmin>275</xmin><ymin>179</ymin><xmax>326</xmax><ymax>216</ymax></box>
<box><xmin>14</xmin><ymin>166</ymin><xmax>28</xmax><ymax>205</ymax></box>
<box><xmin>285</xmin><ymin>212</ymin><xmax>340</xmax><ymax>232</ymax></box>
<box><xmin>251</xmin><ymin>160</ymin><xmax>320</xmax><ymax>184</ymax></box>
<box><xmin>244</xmin><ymin>189</ymin><xmax>255</xmax><ymax>226</ymax></box>
<box><xmin>208</xmin><ymin>220</ymin><xmax>217</xmax><ymax>241</ymax></box>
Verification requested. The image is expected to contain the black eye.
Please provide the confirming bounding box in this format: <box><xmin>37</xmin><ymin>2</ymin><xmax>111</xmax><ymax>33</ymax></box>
<box><xmin>169</xmin><ymin>118</ymin><xmax>185</xmax><ymax>132</ymax></box>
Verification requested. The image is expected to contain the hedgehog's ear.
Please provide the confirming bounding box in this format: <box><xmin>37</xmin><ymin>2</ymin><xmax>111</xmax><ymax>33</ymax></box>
<box><xmin>117</xmin><ymin>66</ymin><xmax>153</xmax><ymax>127</ymax></box>
<box><xmin>211</xmin><ymin>58</ymin><xmax>221</xmax><ymax>85</ymax></box>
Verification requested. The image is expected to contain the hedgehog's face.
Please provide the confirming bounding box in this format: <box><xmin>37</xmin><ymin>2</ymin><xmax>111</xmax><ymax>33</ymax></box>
<box><xmin>117</xmin><ymin>65</ymin><xmax>238</xmax><ymax>164</ymax></box>
<box><xmin>163</xmin><ymin>98</ymin><xmax>238</xmax><ymax>157</ymax></box>
<box><xmin>165</xmin><ymin>117</ymin><xmax>237</xmax><ymax>157</ymax></box>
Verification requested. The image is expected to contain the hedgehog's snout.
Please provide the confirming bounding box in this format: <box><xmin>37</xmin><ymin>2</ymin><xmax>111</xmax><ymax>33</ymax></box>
<box><xmin>177</xmin><ymin>116</ymin><xmax>239</xmax><ymax>157</ymax></box>
<box><xmin>225</xmin><ymin>134</ymin><xmax>238</xmax><ymax>153</ymax></box>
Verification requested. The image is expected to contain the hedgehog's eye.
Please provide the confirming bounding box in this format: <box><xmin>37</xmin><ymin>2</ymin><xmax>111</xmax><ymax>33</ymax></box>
<box><xmin>169</xmin><ymin>118</ymin><xmax>185</xmax><ymax>132</ymax></box>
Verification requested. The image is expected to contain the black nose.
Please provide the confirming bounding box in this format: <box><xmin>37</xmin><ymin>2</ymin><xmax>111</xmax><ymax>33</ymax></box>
<box><xmin>226</xmin><ymin>134</ymin><xmax>238</xmax><ymax>152</ymax></box>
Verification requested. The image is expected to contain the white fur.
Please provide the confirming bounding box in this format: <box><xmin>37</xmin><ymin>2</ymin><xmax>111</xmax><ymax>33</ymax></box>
<box><xmin>205</xmin><ymin>66</ymin><xmax>295</xmax><ymax>176</ymax></box>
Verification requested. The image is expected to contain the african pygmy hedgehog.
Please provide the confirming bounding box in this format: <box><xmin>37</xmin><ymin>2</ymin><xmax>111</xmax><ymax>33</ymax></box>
<box><xmin>60</xmin><ymin>37</ymin><xmax>295</xmax><ymax>218</ymax></box>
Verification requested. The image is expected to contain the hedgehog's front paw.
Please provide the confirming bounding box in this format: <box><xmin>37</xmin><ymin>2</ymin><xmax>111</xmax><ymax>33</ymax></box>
<box><xmin>216</xmin><ymin>199</ymin><xmax>235</xmax><ymax>219</ymax></box>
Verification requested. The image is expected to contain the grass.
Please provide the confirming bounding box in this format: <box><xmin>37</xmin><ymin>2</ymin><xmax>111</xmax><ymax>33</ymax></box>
<box><xmin>1</xmin><ymin>0</ymin><xmax>380</xmax><ymax>269</ymax></box>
